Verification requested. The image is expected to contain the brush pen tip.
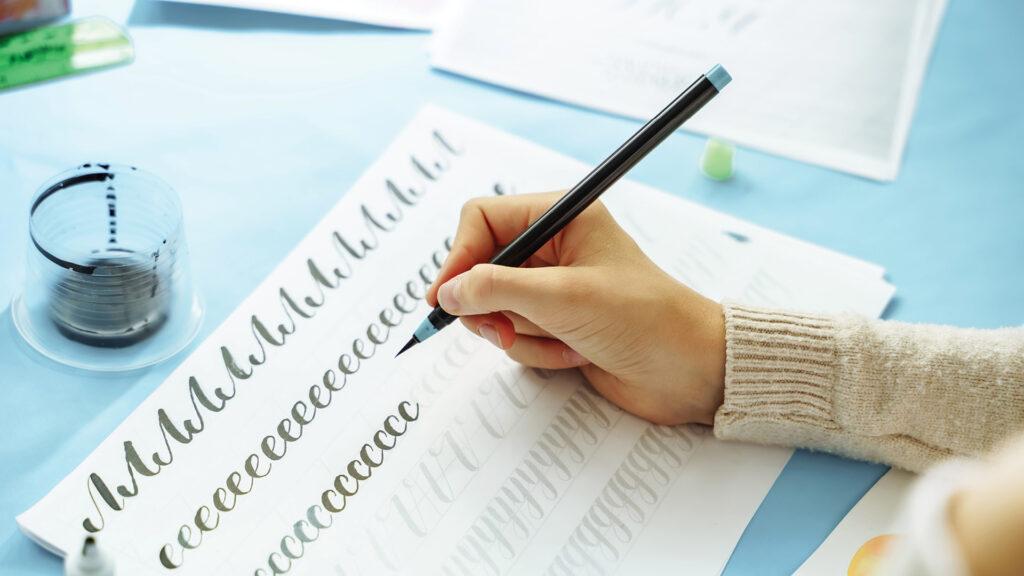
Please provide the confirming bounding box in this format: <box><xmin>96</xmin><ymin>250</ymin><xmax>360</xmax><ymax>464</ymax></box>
<box><xmin>395</xmin><ymin>337</ymin><xmax>418</xmax><ymax>357</ymax></box>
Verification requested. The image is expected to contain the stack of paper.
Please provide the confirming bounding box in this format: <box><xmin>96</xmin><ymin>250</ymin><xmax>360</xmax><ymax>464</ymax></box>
<box><xmin>146</xmin><ymin>0</ymin><xmax>946</xmax><ymax>178</ymax></box>
<box><xmin>431</xmin><ymin>0</ymin><xmax>947</xmax><ymax>181</ymax></box>
<box><xmin>19</xmin><ymin>107</ymin><xmax>894</xmax><ymax>574</ymax></box>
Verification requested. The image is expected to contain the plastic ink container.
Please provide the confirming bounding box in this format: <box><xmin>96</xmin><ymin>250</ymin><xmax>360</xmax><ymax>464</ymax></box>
<box><xmin>12</xmin><ymin>164</ymin><xmax>203</xmax><ymax>371</ymax></box>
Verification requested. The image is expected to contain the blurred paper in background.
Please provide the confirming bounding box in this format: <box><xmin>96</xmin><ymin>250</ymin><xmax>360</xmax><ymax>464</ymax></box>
<box><xmin>152</xmin><ymin>0</ymin><xmax>446</xmax><ymax>30</ymax></box>
<box><xmin>431</xmin><ymin>0</ymin><xmax>948</xmax><ymax>181</ymax></box>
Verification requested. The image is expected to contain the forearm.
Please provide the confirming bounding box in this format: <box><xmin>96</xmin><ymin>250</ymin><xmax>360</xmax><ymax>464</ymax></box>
<box><xmin>712</xmin><ymin>304</ymin><xmax>1024</xmax><ymax>472</ymax></box>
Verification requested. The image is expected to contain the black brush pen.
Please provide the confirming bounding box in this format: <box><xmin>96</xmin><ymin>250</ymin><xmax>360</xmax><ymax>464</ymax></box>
<box><xmin>397</xmin><ymin>64</ymin><xmax>732</xmax><ymax>356</ymax></box>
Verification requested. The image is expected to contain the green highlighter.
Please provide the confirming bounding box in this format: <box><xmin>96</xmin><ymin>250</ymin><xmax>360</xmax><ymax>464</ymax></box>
<box><xmin>0</xmin><ymin>16</ymin><xmax>133</xmax><ymax>91</ymax></box>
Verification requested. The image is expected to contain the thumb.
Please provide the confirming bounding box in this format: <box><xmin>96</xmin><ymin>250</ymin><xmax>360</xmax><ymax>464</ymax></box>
<box><xmin>436</xmin><ymin>263</ymin><xmax>577</xmax><ymax>321</ymax></box>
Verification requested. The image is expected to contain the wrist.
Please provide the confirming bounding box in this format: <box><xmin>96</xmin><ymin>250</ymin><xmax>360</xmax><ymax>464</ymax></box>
<box><xmin>668</xmin><ymin>283</ymin><xmax>725</xmax><ymax>426</ymax></box>
<box><xmin>697</xmin><ymin>298</ymin><xmax>726</xmax><ymax>425</ymax></box>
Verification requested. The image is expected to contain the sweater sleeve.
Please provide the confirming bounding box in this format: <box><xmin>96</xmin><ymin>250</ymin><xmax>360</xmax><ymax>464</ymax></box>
<box><xmin>712</xmin><ymin>303</ymin><xmax>1024</xmax><ymax>472</ymax></box>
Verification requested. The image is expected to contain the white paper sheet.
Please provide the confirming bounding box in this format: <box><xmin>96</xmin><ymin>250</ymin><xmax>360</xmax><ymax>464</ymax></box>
<box><xmin>156</xmin><ymin>0</ymin><xmax>446</xmax><ymax>29</ymax></box>
<box><xmin>604</xmin><ymin>187</ymin><xmax>895</xmax><ymax>311</ymax></box>
<box><xmin>795</xmin><ymin>469</ymin><xmax>915</xmax><ymax>575</ymax></box>
<box><xmin>431</xmin><ymin>0</ymin><xmax>947</xmax><ymax>181</ymax></box>
<box><xmin>18</xmin><ymin>106</ymin><xmax>894</xmax><ymax>575</ymax></box>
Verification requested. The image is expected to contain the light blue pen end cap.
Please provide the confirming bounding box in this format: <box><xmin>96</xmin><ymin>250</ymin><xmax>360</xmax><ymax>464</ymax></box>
<box><xmin>707</xmin><ymin>64</ymin><xmax>732</xmax><ymax>91</ymax></box>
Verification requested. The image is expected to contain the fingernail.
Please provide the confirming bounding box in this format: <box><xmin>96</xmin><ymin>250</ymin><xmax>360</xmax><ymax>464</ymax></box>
<box><xmin>562</xmin><ymin>348</ymin><xmax>588</xmax><ymax>366</ymax></box>
<box><xmin>438</xmin><ymin>275</ymin><xmax>462</xmax><ymax>313</ymax></box>
<box><xmin>478</xmin><ymin>324</ymin><xmax>502</xmax><ymax>349</ymax></box>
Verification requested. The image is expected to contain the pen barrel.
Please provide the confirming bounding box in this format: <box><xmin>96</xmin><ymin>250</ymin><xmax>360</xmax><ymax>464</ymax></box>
<box><xmin>489</xmin><ymin>75</ymin><xmax>720</xmax><ymax>267</ymax></box>
<box><xmin>427</xmin><ymin>70</ymin><xmax>724</xmax><ymax>332</ymax></box>
<box><xmin>428</xmin><ymin>306</ymin><xmax>457</xmax><ymax>331</ymax></box>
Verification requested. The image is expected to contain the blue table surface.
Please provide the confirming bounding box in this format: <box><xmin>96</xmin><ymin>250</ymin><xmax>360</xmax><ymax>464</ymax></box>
<box><xmin>1</xmin><ymin>1</ymin><xmax>1022</xmax><ymax>574</ymax></box>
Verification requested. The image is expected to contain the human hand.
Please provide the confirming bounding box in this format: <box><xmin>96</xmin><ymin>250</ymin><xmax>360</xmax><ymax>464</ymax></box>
<box><xmin>950</xmin><ymin>432</ymin><xmax>1024</xmax><ymax>576</ymax></box>
<box><xmin>425</xmin><ymin>192</ymin><xmax>726</xmax><ymax>426</ymax></box>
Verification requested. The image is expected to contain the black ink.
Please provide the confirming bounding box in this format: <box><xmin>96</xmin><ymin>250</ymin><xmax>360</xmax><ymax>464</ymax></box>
<box><xmin>723</xmin><ymin>230</ymin><xmax>750</xmax><ymax>243</ymax></box>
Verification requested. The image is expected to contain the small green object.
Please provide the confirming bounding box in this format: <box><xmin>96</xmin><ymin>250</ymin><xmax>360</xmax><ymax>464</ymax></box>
<box><xmin>0</xmin><ymin>17</ymin><xmax>133</xmax><ymax>91</ymax></box>
<box><xmin>700</xmin><ymin>138</ymin><xmax>734</xmax><ymax>181</ymax></box>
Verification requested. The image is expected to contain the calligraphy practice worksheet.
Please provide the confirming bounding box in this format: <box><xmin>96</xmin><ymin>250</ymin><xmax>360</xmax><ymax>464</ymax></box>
<box><xmin>19</xmin><ymin>107</ymin><xmax>893</xmax><ymax>575</ymax></box>
<box><xmin>431</xmin><ymin>0</ymin><xmax>947</xmax><ymax>180</ymax></box>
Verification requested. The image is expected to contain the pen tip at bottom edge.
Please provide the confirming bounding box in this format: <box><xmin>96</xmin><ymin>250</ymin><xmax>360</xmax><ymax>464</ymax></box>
<box><xmin>395</xmin><ymin>337</ymin><xmax>418</xmax><ymax>357</ymax></box>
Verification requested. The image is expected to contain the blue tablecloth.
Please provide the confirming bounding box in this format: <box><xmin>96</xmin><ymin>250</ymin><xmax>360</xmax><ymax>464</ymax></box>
<box><xmin>1</xmin><ymin>0</ymin><xmax>1021</xmax><ymax>573</ymax></box>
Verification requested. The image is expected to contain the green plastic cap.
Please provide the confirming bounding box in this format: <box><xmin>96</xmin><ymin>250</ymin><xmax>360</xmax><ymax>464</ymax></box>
<box><xmin>700</xmin><ymin>138</ymin><xmax>735</xmax><ymax>181</ymax></box>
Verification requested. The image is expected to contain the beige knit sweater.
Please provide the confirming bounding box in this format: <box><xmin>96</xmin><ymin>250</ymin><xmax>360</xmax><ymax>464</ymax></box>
<box><xmin>713</xmin><ymin>304</ymin><xmax>1024</xmax><ymax>472</ymax></box>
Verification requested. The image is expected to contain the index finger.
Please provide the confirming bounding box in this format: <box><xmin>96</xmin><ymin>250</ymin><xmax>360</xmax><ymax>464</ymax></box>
<box><xmin>426</xmin><ymin>191</ymin><xmax>565</xmax><ymax>306</ymax></box>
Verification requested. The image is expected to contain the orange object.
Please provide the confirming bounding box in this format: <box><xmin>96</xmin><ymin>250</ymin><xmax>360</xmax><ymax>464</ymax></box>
<box><xmin>1</xmin><ymin>0</ymin><xmax>39</xmax><ymax>20</ymax></box>
<box><xmin>847</xmin><ymin>534</ymin><xmax>900</xmax><ymax>576</ymax></box>
<box><xmin>0</xmin><ymin>0</ymin><xmax>69</xmax><ymax>31</ymax></box>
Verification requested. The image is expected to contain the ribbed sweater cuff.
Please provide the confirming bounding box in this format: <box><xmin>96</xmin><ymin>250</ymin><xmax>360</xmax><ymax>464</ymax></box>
<box><xmin>714</xmin><ymin>303</ymin><xmax>840</xmax><ymax>438</ymax></box>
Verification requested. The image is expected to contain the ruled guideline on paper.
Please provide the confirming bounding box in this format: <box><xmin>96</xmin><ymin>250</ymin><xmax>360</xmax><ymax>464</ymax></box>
<box><xmin>19</xmin><ymin>107</ymin><xmax>894</xmax><ymax>575</ymax></box>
